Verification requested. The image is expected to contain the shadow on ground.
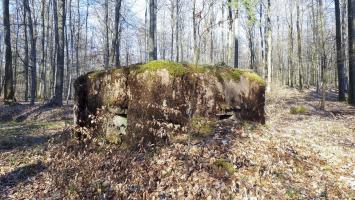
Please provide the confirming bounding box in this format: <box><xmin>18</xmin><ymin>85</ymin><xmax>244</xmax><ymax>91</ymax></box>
<box><xmin>0</xmin><ymin>102</ymin><xmax>72</xmax><ymax>123</ymax></box>
<box><xmin>0</xmin><ymin>130</ymin><xmax>62</xmax><ymax>152</ymax></box>
<box><xmin>0</xmin><ymin>162</ymin><xmax>46</xmax><ymax>192</ymax></box>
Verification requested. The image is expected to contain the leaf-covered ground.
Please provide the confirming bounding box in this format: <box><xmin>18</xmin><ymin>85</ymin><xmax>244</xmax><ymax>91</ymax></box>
<box><xmin>0</xmin><ymin>88</ymin><xmax>354</xmax><ymax>199</ymax></box>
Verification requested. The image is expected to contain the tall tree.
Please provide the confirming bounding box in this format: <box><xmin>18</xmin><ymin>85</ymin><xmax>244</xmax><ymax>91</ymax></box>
<box><xmin>192</xmin><ymin>0</ymin><xmax>199</xmax><ymax>65</ymax></box>
<box><xmin>349</xmin><ymin>0</ymin><xmax>355</xmax><ymax>105</ymax></box>
<box><xmin>104</xmin><ymin>0</ymin><xmax>110</xmax><ymax>68</ymax></box>
<box><xmin>149</xmin><ymin>0</ymin><xmax>157</xmax><ymax>60</ymax></box>
<box><xmin>227</xmin><ymin>0</ymin><xmax>235</xmax><ymax>67</ymax></box>
<box><xmin>296</xmin><ymin>0</ymin><xmax>303</xmax><ymax>90</ymax></box>
<box><xmin>23</xmin><ymin>2</ymin><xmax>29</xmax><ymax>102</ymax></box>
<box><xmin>39</xmin><ymin>0</ymin><xmax>47</xmax><ymax>100</ymax></box>
<box><xmin>24</xmin><ymin>0</ymin><xmax>37</xmax><ymax>105</ymax></box>
<box><xmin>3</xmin><ymin>0</ymin><xmax>15</xmax><ymax>104</ymax></box>
<box><xmin>335</xmin><ymin>0</ymin><xmax>346</xmax><ymax>101</ymax></box>
<box><xmin>318</xmin><ymin>0</ymin><xmax>326</xmax><ymax>109</ymax></box>
<box><xmin>50</xmin><ymin>0</ymin><xmax>66</xmax><ymax>106</ymax></box>
<box><xmin>113</xmin><ymin>0</ymin><xmax>122</xmax><ymax>67</ymax></box>
<box><xmin>175</xmin><ymin>0</ymin><xmax>180</xmax><ymax>62</ymax></box>
<box><xmin>265</xmin><ymin>0</ymin><xmax>272</xmax><ymax>92</ymax></box>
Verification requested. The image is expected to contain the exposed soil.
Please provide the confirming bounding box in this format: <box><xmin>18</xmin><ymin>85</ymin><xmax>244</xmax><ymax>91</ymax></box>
<box><xmin>0</xmin><ymin>87</ymin><xmax>354</xmax><ymax>199</ymax></box>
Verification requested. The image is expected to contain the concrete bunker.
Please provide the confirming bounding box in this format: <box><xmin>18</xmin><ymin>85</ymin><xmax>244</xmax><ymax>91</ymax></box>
<box><xmin>73</xmin><ymin>60</ymin><xmax>265</xmax><ymax>146</ymax></box>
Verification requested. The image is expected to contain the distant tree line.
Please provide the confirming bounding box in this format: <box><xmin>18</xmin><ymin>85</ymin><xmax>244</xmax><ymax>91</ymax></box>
<box><xmin>1</xmin><ymin>0</ymin><xmax>355</xmax><ymax>107</ymax></box>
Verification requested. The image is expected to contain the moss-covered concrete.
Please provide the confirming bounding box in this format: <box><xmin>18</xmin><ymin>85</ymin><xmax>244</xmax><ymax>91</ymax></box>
<box><xmin>74</xmin><ymin>59</ymin><xmax>266</xmax><ymax>145</ymax></box>
<box><xmin>136</xmin><ymin>60</ymin><xmax>187</xmax><ymax>77</ymax></box>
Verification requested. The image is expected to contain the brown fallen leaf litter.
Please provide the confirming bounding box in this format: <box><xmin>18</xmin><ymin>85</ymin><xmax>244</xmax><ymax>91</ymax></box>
<box><xmin>0</xmin><ymin>87</ymin><xmax>354</xmax><ymax>199</ymax></box>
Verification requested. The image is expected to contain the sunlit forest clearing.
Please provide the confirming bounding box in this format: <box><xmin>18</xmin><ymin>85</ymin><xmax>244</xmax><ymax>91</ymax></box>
<box><xmin>0</xmin><ymin>0</ymin><xmax>355</xmax><ymax>199</ymax></box>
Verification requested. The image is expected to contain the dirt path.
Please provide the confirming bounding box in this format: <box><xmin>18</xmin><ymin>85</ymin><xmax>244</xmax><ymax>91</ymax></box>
<box><xmin>0</xmin><ymin>88</ymin><xmax>354</xmax><ymax>199</ymax></box>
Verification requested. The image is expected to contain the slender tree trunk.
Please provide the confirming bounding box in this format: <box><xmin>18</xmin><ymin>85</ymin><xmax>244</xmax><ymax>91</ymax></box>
<box><xmin>104</xmin><ymin>0</ymin><xmax>110</xmax><ymax>68</ymax></box>
<box><xmin>296</xmin><ymin>0</ymin><xmax>303</xmax><ymax>90</ymax></box>
<box><xmin>259</xmin><ymin>2</ymin><xmax>265</xmax><ymax>74</ymax></box>
<box><xmin>40</xmin><ymin>0</ymin><xmax>47</xmax><ymax>100</ymax></box>
<box><xmin>84</xmin><ymin>1</ymin><xmax>89</xmax><ymax>70</ymax></box>
<box><xmin>266</xmin><ymin>0</ymin><xmax>272</xmax><ymax>92</ymax></box>
<box><xmin>3</xmin><ymin>0</ymin><xmax>15</xmax><ymax>104</ymax></box>
<box><xmin>175</xmin><ymin>0</ymin><xmax>180</xmax><ymax>62</ymax></box>
<box><xmin>221</xmin><ymin>2</ymin><xmax>225</xmax><ymax>62</ymax></box>
<box><xmin>76</xmin><ymin>0</ymin><xmax>80</xmax><ymax>75</ymax></box>
<box><xmin>145</xmin><ymin>0</ymin><xmax>148</xmax><ymax>62</ymax></box>
<box><xmin>227</xmin><ymin>0</ymin><xmax>234</xmax><ymax>66</ymax></box>
<box><xmin>349</xmin><ymin>0</ymin><xmax>355</xmax><ymax>105</ymax></box>
<box><xmin>234</xmin><ymin>7</ymin><xmax>239</xmax><ymax>68</ymax></box>
<box><xmin>318</xmin><ymin>0</ymin><xmax>326</xmax><ymax>109</ymax></box>
<box><xmin>192</xmin><ymin>0</ymin><xmax>199</xmax><ymax>65</ymax></box>
<box><xmin>23</xmin><ymin>3</ymin><xmax>29</xmax><ymax>102</ymax></box>
<box><xmin>170</xmin><ymin>0</ymin><xmax>174</xmax><ymax>61</ymax></box>
<box><xmin>149</xmin><ymin>0</ymin><xmax>157</xmax><ymax>60</ymax></box>
<box><xmin>209</xmin><ymin>4</ymin><xmax>214</xmax><ymax>65</ymax></box>
<box><xmin>289</xmin><ymin>1</ymin><xmax>294</xmax><ymax>88</ymax></box>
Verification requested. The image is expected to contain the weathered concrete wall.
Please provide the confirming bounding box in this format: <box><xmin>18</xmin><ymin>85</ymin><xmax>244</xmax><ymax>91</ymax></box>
<box><xmin>73</xmin><ymin>60</ymin><xmax>265</xmax><ymax>145</ymax></box>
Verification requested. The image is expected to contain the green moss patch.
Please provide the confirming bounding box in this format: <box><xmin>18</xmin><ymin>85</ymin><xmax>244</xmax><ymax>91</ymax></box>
<box><xmin>190</xmin><ymin>116</ymin><xmax>217</xmax><ymax>138</ymax></box>
<box><xmin>290</xmin><ymin>106</ymin><xmax>307</xmax><ymax>114</ymax></box>
<box><xmin>88</xmin><ymin>70</ymin><xmax>106</xmax><ymax>80</ymax></box>
<box><xmin>214</xmin><ymin>159</ymin><xmax>236</xmax><ymax>175</ymax></box>
<box><xmin>137</xmin><ymin>60</ymin><xmax>187</xmax><ymax>77</ymax></box>
<box><xmin>242</xmin><ymin>71</ymin><xmax>265</xmax><ymax>86</ymax></box>
<box><xmin>227</xmin><ymin>69</ymin><xmax>265</xmax><ymax>86</ymax></box>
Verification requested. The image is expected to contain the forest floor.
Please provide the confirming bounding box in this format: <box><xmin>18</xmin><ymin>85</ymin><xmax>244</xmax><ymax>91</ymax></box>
<box><xmin>0</xmin><ymin>87</ymin><xmax>354</xmax><ymax>199</ymax></box>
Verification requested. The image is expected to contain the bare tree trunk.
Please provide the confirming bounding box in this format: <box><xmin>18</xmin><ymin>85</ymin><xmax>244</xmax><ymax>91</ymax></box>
<box><xmin>175</xmin><ymin>0</ymin><xmax>180</xmax><ymax>62</ymax></box>
<box><xmin>23</xmin><ymin>3</ymin><xmax>29</xmax><ymax>102</ymax></box>
<box><xmin>335</xmin><ymin>0</ymin><xmax>346</xmax><ymax>100</ymax></box>
<box><xmin>349</xmin><ymin>0</ymin><xmax>355</xmax><ymax>105</ymax></box>
<box><xmin>318</xmin><ymin>0</ymin><xmax>326</xmax><ymax>109</ymax></box>
<box><xmin>209</xmin><ymin>2</ymin><xmax>214</xmax><ymax>64</ymax></box>
<box><xmin>221</xmin><ymin>2</ymin><xmax>225</xmax><ymax>62</ymax></box>
<box><xmin>170</xmin><ymin>0</ymin><xmax>174</xmax><ymax>61</ymax></box>
<box><xmin>24</xmin><ymin>0</ymin><xmax>37</xmax><ymax>105</ymax></box>
<box><xmin>84</xmin><ymin>1</ymin><xmax>89</xmax><ymax>70</ymax></box>
<box><xmin>265</xmin><ymin>0</ymin><xmax>272</xmax><ymax>92</ymax></box>
<box><xmin>289</xmin><ymin>1</ymin><xmax>294</xmax><ymax>88</ymax></box>
<box><xmin>51</xmin><ymin>0</ymin><xmax>66</xmax><ymax>106</ymax></box>
<box><xmin>76</xmin><ymin>0</ymin><xmax>80</xmax><ymax>74</ymax></box>
<box><xmin>296</xmin><ymin>0</ymin><xmax>303</xmax><ymax>90</ymax></box>
<box><xmin>145</xmin><ymin>0</ymin><xmax>148</xmax><ymax>62</ymax></box>
<box><xmin>259</xmin><ymin>2</ymin><xmax>265</xmax><ymax>74</ymax></box>
<box><xmin>113</xmin><ymin>0</ymin><xmax>122</xmax><ymax>67</ymax></box>
<box><xmin>3</xmin><ymin>0</ymin><xmax>15</xmax><ymax>104</ymax></box>
<box><xmin>192</xmin><ymin>0</ymin><xmax>199</xmax><ymax>66</ymax></box>
<box><xmin>234</xmin><ymin>6</ymin><xmax>239</xmax><ymax>68</ymax></box>
<box><xmin>104</xmin><ymin>0</ymin><xmax>110</xmax><ymax>68</ymax></box>
<box><xmin>149</xmin><ymin>0</ymin><xmax>157</xmax><ymax>60</ymax></box>
<box><xmin>40</xmin><ymin>0</ymin><xmax>47</xmax><ymax>100</ymax></box>
<box><xmin>227</xmin><ymin>0</ymin><xmax>234</xmax><ymax>66</ymax></box>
